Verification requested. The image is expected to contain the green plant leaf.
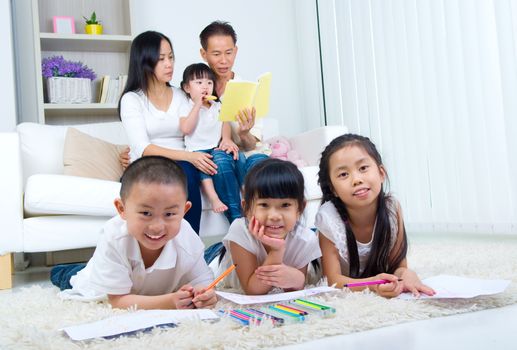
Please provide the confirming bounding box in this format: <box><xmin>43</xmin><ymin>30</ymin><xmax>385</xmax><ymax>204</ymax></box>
<box><xmin>83</xmin><ymin>11</ymin><xmax>100</xmax><ymax>24</ymax></box>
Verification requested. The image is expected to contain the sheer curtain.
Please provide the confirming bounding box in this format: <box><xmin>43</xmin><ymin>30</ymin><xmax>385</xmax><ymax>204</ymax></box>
<box><xmin>317</xmin><ymin>0</ymin><xmax>517</xmax><ymax>234</ymax></box>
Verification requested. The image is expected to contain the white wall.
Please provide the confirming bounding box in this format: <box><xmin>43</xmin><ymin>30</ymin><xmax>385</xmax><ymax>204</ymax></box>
<box><xmin>1</xmin><ymin>0</ymin><xmax>17</xmax><ymax>131</ymax></box>
<box><xmin>131</xmin><ymin>0</ymin><xmax>324</xmax><ymax>136</ymax></box>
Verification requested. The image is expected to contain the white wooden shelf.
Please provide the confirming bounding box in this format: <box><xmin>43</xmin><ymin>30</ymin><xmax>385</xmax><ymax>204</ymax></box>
<box><xmin>44</xmin><ymin>103</ymin><xmax>117</xmax><ymax>110</ymax></box>
<box><xmin>40</xmin><ymin>33</ymin><xmax>132</xmax><ymax>52</ymax></box>
<box><xmin>43</xmin><ymin>103</ymin><xmax>119</xmax><ymax>118</ymax></box>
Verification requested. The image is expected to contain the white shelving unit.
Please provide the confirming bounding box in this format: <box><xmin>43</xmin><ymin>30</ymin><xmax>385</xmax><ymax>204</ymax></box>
<box><xmin>13</xmin><ymin>0</ymin><xmax>133</xmax><ymax>125</ymax></box>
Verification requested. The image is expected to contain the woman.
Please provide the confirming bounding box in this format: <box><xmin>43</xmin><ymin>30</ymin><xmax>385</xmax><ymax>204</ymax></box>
<box><xmin>118</xmin><ymin>31</ymin><xmax>217</xmax><ymax>233</ymax></box>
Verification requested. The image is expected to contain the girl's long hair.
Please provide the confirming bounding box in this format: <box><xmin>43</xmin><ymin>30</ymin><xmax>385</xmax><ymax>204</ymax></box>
<box><xmin>317</xmin><ymin>134</ymin><xmax>407</xmax><ymax>277</ymax></box>
<box><xmin>118</xmin><ymin>31</ymin><xmax>174</xmax><ymax>118</ymax></box>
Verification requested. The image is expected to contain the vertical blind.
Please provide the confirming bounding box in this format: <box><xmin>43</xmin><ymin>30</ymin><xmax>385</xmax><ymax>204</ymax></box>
<box><xmin>317</xmin><ymin>0</ymin><xmax>517</xmax><ymax>234</ymax></box>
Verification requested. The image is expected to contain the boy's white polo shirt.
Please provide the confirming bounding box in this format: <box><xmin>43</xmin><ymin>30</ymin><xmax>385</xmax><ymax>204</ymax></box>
<box><xmin>62</xmin><ymin>216</ymin><xmax>213</xmax><ymax>301</ymax></box>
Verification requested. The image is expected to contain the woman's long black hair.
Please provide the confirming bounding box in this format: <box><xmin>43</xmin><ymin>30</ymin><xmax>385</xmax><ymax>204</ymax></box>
<box><xmin>317</xmin><ymin>134</ymin><xmax>407</xmax><ymax>278</ymax></box>
<box><xmin>118</xmin><ymin>31</ymin><xmax>174</xmax><ymax>118</ymax></box>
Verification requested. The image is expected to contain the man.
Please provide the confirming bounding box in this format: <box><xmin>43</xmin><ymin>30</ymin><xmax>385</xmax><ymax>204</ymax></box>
<box><xmin>199</xmin><ymin>21</ymin><xmax>269</xmax><ymax>173</ymax></box>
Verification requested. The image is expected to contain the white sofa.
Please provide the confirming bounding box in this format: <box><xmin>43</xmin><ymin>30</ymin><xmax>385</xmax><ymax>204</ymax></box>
<box><xmin>0</xmin><ymin>121</ymin><xmax>347</xmax><ymax>289</ymax></box>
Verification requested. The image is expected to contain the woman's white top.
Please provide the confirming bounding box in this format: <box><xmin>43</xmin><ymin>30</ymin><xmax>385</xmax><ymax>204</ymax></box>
<box><xmin>214</xmin><ymin>217</ymin><xmax>322</xmax><ymax>289</ymax></box>
<box><xmin>315</xmin><ymin>198</ymin><xmax>399</xmax><ymax>276</ymax></box>
<box><xmin>60</xmin><ymin>216</ymin><xmax>213</xmax><ymax>301</ymax></box>
<box><xmin>179</xmin><ymin>100</ymin><xmax>222</xmax><ymax>151</ymax></box>
<box><xmin>120</xmin><ymin>86</ymin><xmax>188</xmax><ymax>161</ymax></box>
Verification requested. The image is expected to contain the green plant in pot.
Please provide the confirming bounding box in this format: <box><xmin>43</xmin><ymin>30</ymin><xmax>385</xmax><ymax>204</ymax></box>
<box><xmin>83</xmin><ymin>11</ymin><xmax>102</xmax><ymax>35</ymax></box>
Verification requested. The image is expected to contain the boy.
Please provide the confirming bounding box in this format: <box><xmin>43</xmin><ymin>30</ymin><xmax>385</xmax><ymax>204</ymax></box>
<box><xmin>55</xmin><ymin>156</ymin><xmax>217</xmax><ymax>309</ymax></box>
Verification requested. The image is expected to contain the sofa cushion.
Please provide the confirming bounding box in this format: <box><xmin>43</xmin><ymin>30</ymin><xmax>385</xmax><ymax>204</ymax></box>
<box><xmin>23</xmin><ymin>216</ymin><xmax>107</xmax><ymax>252</ymax></box>
<box><xmin>17</xmin><ymin>122</ymin><xmax>128</xmax><ymax>183</ymax></box>
<box><xmin>24</xmin><ymin>174</ymin><xmax>120</xmax><ymax>217</ymax></box>
<box><xmin>299</xmin><ymin>165</ymin><xmax>322</xmax><ymax>200</ymax></box>
<box><xmin>63</xmin><ymin>127</ymin><xmax>127</xmax><ymax>181</ymax></box>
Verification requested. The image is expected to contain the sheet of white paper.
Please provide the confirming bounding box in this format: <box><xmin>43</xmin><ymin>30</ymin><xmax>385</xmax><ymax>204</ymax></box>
<box><xmin>61</xmin><ymin>309</ymin><xmax>219</xmax><ymax>341</ymax></box>
<box><xmin>398</xmin><ymin>275</ymin><xmax>511</xmax><ymax>300</ymax></box>
<box><xmin>216</xmin><ymin>286</ymin><xmax>338</xmax><ymax>305</ymax></box>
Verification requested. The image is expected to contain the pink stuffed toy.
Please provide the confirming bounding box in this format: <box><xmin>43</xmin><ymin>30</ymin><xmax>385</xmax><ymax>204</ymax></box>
<box><xmin>265</xmin><ymin>136</ymin><xmax>307</xmax><ymax>167</ymax></box>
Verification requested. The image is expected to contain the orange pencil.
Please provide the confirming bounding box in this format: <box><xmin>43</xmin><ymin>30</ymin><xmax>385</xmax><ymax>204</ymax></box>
<box><xmin>206</xmin><ymin>264</ymin><xmax>237</xmax><ymax>290</ymax></box>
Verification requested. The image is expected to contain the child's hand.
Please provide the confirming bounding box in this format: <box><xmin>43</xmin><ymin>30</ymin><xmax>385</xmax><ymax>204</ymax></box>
<box><xmin>255</xmin><ymin>264</ymin><xmax>305</xmax><ymax>290</ymax></box>
<box><xmin>192</xmin><ymin>94</ymin><xmax>204</xmax><ymax>106</ymax></box>
<box><xmin>372</xmin><ymin>273</ymin><xmax>403</xmax><ymax>298</ymax></box>
<box><xmin>217</xmin><ymin>138</ymin><xmax>240</xmax><ymax>160</ymax></box>
<box><xmin>119</xmin><ymin>146</ymin><xmax>130</xmax><ymax>169</ymax></box>
<box><xmin>192</xmin><ymin>287</ymin><xmax>218</xmax><ymax>309</ymax></box>
<box><xmin>171</xmin><ymin>285</ymin><xmax>195</xmax><ymax>309</ymax></box>
<box><xmin>248</xmin><ymin>217</ymin><xmax>286</xmax><ymax>252</ymax></box>
<box><xmin>400</xmin><ymin>269</ymin><xmax>436</xmax><ymax>297</ymax></box>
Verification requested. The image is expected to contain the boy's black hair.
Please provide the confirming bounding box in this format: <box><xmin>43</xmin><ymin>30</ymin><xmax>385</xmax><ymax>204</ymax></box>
<box><xmin>199</xmin><ymin>21</ymin><xmax>237</xmax><ymax>50</ymax></box>
<box><xmin>120</xmin><ymin>156</ymin><xmax>187</xmax><ymax>200</ymax></box>
<box><xmin>318</xmin><ymin>133</ymin><xmax>407</xmax><ymax>278</ymax></box>
<box><xmin>118</xmin><ymin>31</ymin><xmax>174</xmax><ymax>118</ymax></box>
<box><xmin>180</xmin><ymin>63</ymin><xmax>218</xmax><ymax>100</ymax></box>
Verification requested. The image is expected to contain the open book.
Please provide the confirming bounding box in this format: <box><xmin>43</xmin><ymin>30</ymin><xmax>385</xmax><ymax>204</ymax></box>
<box><xmin>219</xmin><ymin>72</ymin><xmax>272</xmax><ymax>122</ymax></box>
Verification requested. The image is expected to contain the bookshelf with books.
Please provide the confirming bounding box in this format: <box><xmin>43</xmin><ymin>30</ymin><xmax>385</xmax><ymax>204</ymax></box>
<box><xmin>13</xmin><ymin>0</ymin><xmax>134</xmax><ymax>125</ymax></box>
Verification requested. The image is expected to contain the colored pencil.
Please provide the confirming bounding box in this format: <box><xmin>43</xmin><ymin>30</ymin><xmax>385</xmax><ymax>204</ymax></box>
<box><xmin>247</xmin><ymin>308</ymin><xmax>285</xmax><ymax>324</ymax></box>
<box><xmin>206</xmin><ymin>264</ymin><xmax>237</xmax><ymax>290</ymax></box>
<box><xmin>344</xmin><ymin>278</ymin><xmax>403</xmax><ymax>288</ymax></box>
<box><xmin>276</xmin><ymin>303</ymin><xmax>308</xmax><ymax>315</ymax></box>
<box><xmin>292</xmin><ymin>299</ymin><xmax>332</xmax><ymax>310</ymax></box>
<box><xmin>269</xmin><ymin>305</ymin><xmax>305</xmax><ymax>320</ymax></box>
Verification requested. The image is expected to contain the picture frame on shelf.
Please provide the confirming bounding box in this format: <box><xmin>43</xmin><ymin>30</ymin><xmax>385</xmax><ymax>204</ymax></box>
<box><xmin>53</xmin><ymin>16</ymin><xmax>75</xmax><ymax>34</ymax></box>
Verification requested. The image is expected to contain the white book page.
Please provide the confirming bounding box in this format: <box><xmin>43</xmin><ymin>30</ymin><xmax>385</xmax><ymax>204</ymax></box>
<box><xmin>398</xmin><ymin>275</ymin><xmax>511</xmax><ymax>300</ymax></box>
<box><xmin>61</xmin><ymin>309</ymin><xmax>219</xmax><ymax>341</ymax></box>
<box><xmin>216</xmin><ymin>286</ymin><xmax>338</xmax><ymax>305</ymax></box>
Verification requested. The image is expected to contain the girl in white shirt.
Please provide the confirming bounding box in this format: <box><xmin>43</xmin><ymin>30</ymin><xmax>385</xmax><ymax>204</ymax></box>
<box><xmin>179</xmin><ymin>63</ymin><xmax>239</xmax><ymax>214</ymax></box>
<box><xmin>317</xmin><ymin>134</ymin><xmax>435</xmax><ymax>298</ymax></box>
<box><xmin>211</xmin><ymin>158</ymin><xmax>321</xmax><ymax>295</ymax></box>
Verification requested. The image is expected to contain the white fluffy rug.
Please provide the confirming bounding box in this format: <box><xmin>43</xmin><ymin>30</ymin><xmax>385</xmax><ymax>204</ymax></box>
<box><xmin>1</xmin><ymin>236</ymin><xmax>516</xmax><ymax>350</ymax></box>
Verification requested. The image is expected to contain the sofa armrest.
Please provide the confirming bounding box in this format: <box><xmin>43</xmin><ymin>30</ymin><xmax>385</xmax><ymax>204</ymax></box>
<box><xmin>0</xmin><ymin>132</ymin><xmax>24</xmax><ymax>254</ymax></box>
<box><xmin>289</xmin><ymin>125</ymin><xmax>348</xmax><ymax>166</ymax></box>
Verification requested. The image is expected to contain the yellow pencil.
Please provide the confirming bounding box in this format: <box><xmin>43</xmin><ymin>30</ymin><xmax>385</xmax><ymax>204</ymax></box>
<box><xmin>206</xmin><ymin>264</ymin><xmax>237</xmax><ymax>290</ymax></box>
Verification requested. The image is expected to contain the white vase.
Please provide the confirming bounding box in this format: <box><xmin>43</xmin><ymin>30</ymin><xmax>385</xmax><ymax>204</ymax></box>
<box><xmin>46</xmin><ymin>77</ymin><xmax>92</xmax><ymax>104</ymax></box>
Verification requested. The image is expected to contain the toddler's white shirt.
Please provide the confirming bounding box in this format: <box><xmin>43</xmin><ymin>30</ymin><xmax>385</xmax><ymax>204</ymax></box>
<box><xmin>180</xmin><ymin>100</ymin><xmax>222</xmax><ymax>151</ymax></box>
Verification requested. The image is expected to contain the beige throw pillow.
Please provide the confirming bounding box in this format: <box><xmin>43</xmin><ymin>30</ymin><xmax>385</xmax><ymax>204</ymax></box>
<box><xmin>63</xmin><ymin>127</ymin><xmax>127</xmax><ymax>181</ymax></box>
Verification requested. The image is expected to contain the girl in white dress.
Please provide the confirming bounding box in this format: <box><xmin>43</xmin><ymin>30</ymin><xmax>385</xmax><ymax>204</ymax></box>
<box><xmin>317</xmin><ymin>134</ymin><xmax>435</xmax><ymax>298</ymax></box>
<box><xmin>212</xmin><ymin>158</ymin><xmax>321</xmax><ymax>295</ymax></box>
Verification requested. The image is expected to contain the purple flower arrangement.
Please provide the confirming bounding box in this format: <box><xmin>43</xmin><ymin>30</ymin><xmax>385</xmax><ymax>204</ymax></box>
<box><xmin>41</xmin><ymin>55</ymin><xmax>96</xmax><ymax>80</ymax></box>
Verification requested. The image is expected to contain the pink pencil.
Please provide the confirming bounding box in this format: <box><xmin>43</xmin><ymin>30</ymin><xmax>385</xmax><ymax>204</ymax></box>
<box><xmin>344</xmin><ymin>279</ymin><xmax>402</xmax><ymax>288</ymax></box>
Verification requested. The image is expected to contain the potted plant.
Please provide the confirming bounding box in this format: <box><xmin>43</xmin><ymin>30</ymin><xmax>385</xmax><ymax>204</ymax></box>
<box><xmin>42</xmin><ymin>55</ymin><xmax>96</xmax><ymax>103</ymax></box>
<box><xmin>83</xmin><ymin>11</ymin><xmax>102</xmax><ymax>35</ymax></box>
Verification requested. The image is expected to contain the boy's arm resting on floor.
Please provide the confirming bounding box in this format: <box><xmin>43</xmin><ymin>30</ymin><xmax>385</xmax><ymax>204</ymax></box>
<box><xmin>108</xmin><ymin>285</ymin><xmax>195</xmax><ymax>310</ymax></box>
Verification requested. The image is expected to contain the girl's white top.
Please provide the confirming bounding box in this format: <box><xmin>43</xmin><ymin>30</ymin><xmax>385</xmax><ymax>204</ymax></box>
<box><xmin>213</xmin><ymin>217</ymin><xmax>322</xmax><ymax>289</ymax></box>
<box><xmin>315</xmin><ymin>197</ymin><xmax>399</xmax><ymax>276</ymax></box>
<box><xmin>120</xmin><ymin>86</ymin><xmax>188</xmax><ymax>161</ymax></box>
<box><xmin>179</xmin><ymin>99</ymin><xmax>222</xmax><ymax>151</ymax></box>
